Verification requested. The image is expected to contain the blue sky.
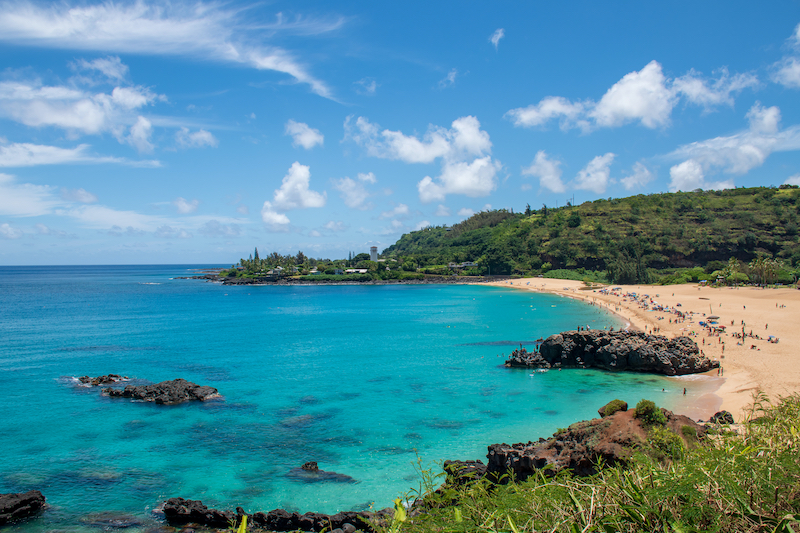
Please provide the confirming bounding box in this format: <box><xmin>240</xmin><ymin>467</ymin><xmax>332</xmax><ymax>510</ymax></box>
<box><xmin>1</xmin><ymin>1</ymin><xmax>800</xmax><ymax>265</ymax></box>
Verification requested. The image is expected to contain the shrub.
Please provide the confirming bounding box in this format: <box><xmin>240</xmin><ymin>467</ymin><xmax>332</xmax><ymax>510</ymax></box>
<box><xmin>681</xmin><ymin>425</ymin><xmax>698</xmax><ymax>440</ymax></box>
<box><xmin>635</xmin><ymin>399</ymin><xmax>667</xmax><ymax>426</ymax></box>
<box><xmin>648</xmin><ymin>425</ymin><xmax>685</xmax><ymax>460</ymax></box>
<box><xmin>602</xmin><ymin>399</ymin><xmax>628</xmax><ymax>417</ymax></box>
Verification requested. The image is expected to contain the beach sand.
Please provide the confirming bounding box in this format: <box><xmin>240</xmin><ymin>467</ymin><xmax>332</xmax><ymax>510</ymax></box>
<box><xmin>484</xmin><ymin>278</ymin><xmax>800</xmax><ymax>422</ymax></box>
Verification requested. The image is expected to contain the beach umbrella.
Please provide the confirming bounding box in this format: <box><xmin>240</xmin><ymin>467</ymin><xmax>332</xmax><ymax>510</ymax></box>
<box><xmin>707</xmin><ymin>315</ymin><xmax>720</xmax><ymax>320</ymax></box>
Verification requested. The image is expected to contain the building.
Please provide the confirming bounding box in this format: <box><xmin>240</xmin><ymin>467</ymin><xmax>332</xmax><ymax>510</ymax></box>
<box><xmin>369</xmin><ymin>246</ymin><xmax>378</xmax><ymax>261</ymax></box>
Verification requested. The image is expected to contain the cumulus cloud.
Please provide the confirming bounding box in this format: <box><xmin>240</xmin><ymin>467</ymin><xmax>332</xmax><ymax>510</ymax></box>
<box><xmin>0</xmin><ymin>172</ymin><xmax>61</xmax><ymax>216</ymax></box>
<box><xmin>0</xmin><ymin>1</ymin><xmax>339</xmax><ymax>98</ymax></box>
<box><xmin>414</xmin><ymin>220</ymin><xmax>430</xmax><ymax>230</ymax></box>
<box><xmin>490</xmin><ymin>28</ymin><xmax>504</xmax><ymax>50</ymax></box>
<box><xmin>574</xmin><ymin>153</ymin><xmax>615</xmax><ymax>193</ymax></box>
<box><xmin>380</xmin><ymin>203</ymin><xmax>410</xmax><ymax>219</ymax></box>
<box><xmin>173</xmin><ymin>197</ymin><xmax>199</xmax><ymax>214</ymax></box>
<box><xmin>522</xmin><ymin>150</ymin><xmax>565</xmax><ymax>193</ymax></box>
<box><xmin>261</xmin><ymin>162</ymin><xmax>326</xmax><ymax>226</ymax></box>
<box><xmin>176</xmin><ymin>127</ymin><xmax>218</xmax><ymax>148</ymax></box>
<box><xmin>771</xmin><ymin>23</ymin><xmax>800</xmax><ymax>89</ymax></box>
<box><xmin>668</xmin><ymin>159</ymin><xmax>733</xmax><ymax>192</ymax></box>
<box><xmin>285</xmin><ymin>119</ymin><xmax>323</xmax><ymax>149</ymax></box>
<box><xmin>60</xmin><ymin>187</ymin><xmax>97</xmax><ymax>203</ymax></box>
<box><xmin>345</xmin><ymin>115</ymin><xmax>501</xmax><ymax>202</ymax></box>
<box><xmin>507</xmin><ymin>60</ymin><xmax>757</xmax><ymax>132</ymax></box>
<box><xmin>74</xmin><ymin>56</ymin><xmax>129</xmax><ymax>82</ymax></box>
<box><xmin>155</xmin><ymin>225</ymin><xmax>192</xmax><ymax>238</ymax></box>
<box><xmin>355</xmin><ymin>77</ymin><xmax>378</xmax><ymax>95</ymax></box>
<box><xmin>125</xmin><ymin>116</ymin><xmax>154</xmax><ymax>153</ymax></box>
<box><xmin>785</xmin><ymin>174</ymin><xmax>800</xmax><ymax>186</ymax></box>
<box><xmin>457</xmin><ymin>207</ymin><xmax>474</xmax><ymax>217</ymax></box>
<box><xmin>0</xmin><ymin>222</ymin><xmax>23</xmax><ymax>239</ymax></box>
<box><xmin>668</xmin><ymin>102</ymin><xmax>800</xmax><ymax>180</ymax></box>
<box><xmin>332</xmin><ymin>174</ymin><xmax>374</xmax><ymax>210</ymax></box>
<box><xmin>324</xmin><ymin>220</ymin><xmax>346</xmax><ymax>232</ymax></box>
<box><xmin>198</xmin><ymin>219</ymin><xmax>240</xmax><ymax>237</ymax></box>
<box><xmin>620</xmin><ymin>162</ymin><xmax>654</xmax><ymax>190</ymax></box>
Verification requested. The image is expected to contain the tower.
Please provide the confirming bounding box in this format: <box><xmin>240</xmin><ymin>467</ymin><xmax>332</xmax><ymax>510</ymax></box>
<box><xmin>370</xmin><ymin>246</ymin><xmax>378</xmax><ymax>261</ymax></box>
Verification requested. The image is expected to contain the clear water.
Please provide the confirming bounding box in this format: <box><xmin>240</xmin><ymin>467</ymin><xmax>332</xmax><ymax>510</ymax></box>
<box><xmin>0</xmin><ymin>265</ymin><xmax>696</xmax><ymax>530</ymax></box>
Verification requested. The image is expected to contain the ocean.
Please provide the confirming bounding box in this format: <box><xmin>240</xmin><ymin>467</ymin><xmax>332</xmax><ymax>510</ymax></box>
<box><xmin>0</xmin><ymin>265</ymin><xmax>704</xmax><ymax>531</ymax></box>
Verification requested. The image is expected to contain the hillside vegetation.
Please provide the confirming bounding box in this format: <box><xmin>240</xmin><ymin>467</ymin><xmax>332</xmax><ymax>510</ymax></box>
<box><xmin>383</xmin><ymin>186</ymin><xmax>800</xmax><ymax>284</ymax></box>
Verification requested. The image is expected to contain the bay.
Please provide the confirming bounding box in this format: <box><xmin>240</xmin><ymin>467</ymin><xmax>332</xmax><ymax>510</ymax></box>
<box><xmin>0</xmin><ymin>265</ymin><xmax>686</xmax><ymax>529</ymax></box>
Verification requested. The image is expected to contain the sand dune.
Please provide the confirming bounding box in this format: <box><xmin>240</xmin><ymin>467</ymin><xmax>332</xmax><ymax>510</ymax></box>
<box><xmin>486</xmin><ymin>278</ymin><xmax>800</xmax><ymax>421</ymax></box>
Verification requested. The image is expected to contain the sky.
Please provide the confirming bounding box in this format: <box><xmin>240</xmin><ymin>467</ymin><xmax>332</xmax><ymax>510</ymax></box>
<box><xmin>1</xmin><ymin>1</ymin><xmax>800</xmax><ymax>265</ymax></box>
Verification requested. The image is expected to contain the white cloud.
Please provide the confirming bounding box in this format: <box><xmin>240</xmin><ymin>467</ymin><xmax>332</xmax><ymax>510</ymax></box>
<box><xmin>346</xmin><ymin>115</ymin><xmax>500</xmax><ymax>202</ymax></box>
<box><xmin>155</xmin><ymin>225</ymin><xmax>192</xmax><ymax>238</ymax></box>
<box><xmin>439</xmin><ymin>69</ymin><xmax>458</xmax><ymax>88</ymax></box>
<box><xmin>355</xmin><ymin>77</ymin><xmax>378</xmax><ymax>95</ymax></box>
<box><xmin>236</xmin><ymin>205</ymin><xmax>249</xmax><ymax>215</ymax></box>
<box><xmin>74</xmin><ymin>56</ymin><xmax>129</xmax><ymax>82</ymax></box>
<box><xmin>60</xmin><ymin>187</ymin><xmax>97</xmax><ymax>203</ymax></box>
<box><xmin>272</xmin><ymin>162</ymin><xmax>326</xmax><ymax>210</ymax></box>
<box><xmin>490</xmin><ymin>28</ymin><xmax>504</xmax><ymax>50</ymax></box>
<box><xmin>784</xmin><ymin>174</ymin><xmax>800</xmax><ymax>186</ymax></box>
<box><xmin>668</xmin><ymin>159</ymin><xmax>734</xmax><ymax>192</ymax></box>
<box><xmin>521</xmin><ymin>150</ymin><xmax>565</xmax><ymax>193</ymax></box>
<box><xmin>0</xmin><ymin>173</ymin><xmax>61</xmax><ymax>216</ymax></box>
<box><xmin>0</xmin><ymin>142</ymin><xmax>159</xmax><ymax>167</ymax></box>
<box><xmin>574</xmin><ymin>153</ymin><xmax>615</xmax><ymax>193</ymax></box>
<box><xmin>260</xmin><ymin>201</ymin><xmax>291</xmax><ymax>226</ymax></box>
<box><xmin>332</xmin><ymin>176</ymin><xmax>372</xmax><ymax>210</ymax></box>
<box><xmin>176</xmin><ymin>127</ymin><xmax>218</xmax><ymax>148</ymax></box>
<box><xmin>0</xmin><ymin>79</ymin><xmax>163</xmax><ymax>136</ymax></box>
<box><xmin>435</xmin><ymin>204</ymin><xmax>450</xmax><ymax>216</ymax></box>
<box><xmin>590</xmin><ymin>61</ymin><xmax>675</xmax><ymax>129</ymax></box>
<box><xmin>457</xmin><ymin>207</ymin><xmax>474</xmax><ymax>217</ymax></box>
<box><xmin>0</xmin><ymin>1</ymin><xmax>338</xmax><ymax>98</ymax></box>
<box><xmin>620</xmin><ymin>162</ymin><xmax>654</xmax><ymax>190</ymax></box>
<box><xmin>285</xmin><ymin>119</ymin><xmax>324</xmax><ymax>149</ymax></box>
<box><xmin>35</xmin><ymin>223</ymin><xmax>72</xmax><ymax>238</ymax></box>
<box><xmin>357</xmin><ymin>171</ymin><xmax>376</xmax><ymax>183</ymax></box>
<box><xmin>0</xmin><ymin>222</ymin><xmax>23</xmax><ymax>239</ymax></box>
<box><xmin>414</xmin><ymin>220</ymin><xmax>430</xmax><ymax>230</ymax></box>
<box><xmin>324</xmin><ymin>220</ymin><xmax>346</xmax><ymax>232</ymax></box>
<box><xmin>309</xmin><ymin>229</ymin><xmax>321</xmax><ymax>237</ymax></box>
<box><xmin>507</xmin><ymin>60</ymin><xmax>757</xmax><ymax>132</ymax></box>
<box><xmin>380</xmin><ymin>203</ymin><xmax>410</xmax><ymax>219</ymax></box>
<box><xmin>173</xmin><ymin>197</ymin><xmax>199</xmax><ymax>214</ymax></box>
<box><xmin>772</xmin><ymin>57</ymin><xmax>800</xmax><ymax>88</ymax></box>
<box><xmin>668</xmin><ymin>103</ymin><xmax>800</xmax><ymax>177</ymax></box>
<box><xmin>505</xmin><ymin>96</ymin><xmax>588</xmax><ymax>132</ymax></box>
<box><xmin>125</xmin><ymin>116</ymin><xmax>154</xmax><ymax>153</ymax></box>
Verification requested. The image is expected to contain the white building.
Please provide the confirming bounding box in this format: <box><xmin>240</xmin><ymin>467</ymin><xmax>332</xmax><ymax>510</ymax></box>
<box><xmin>370</xmin><ymin>246</ymin><xmax>378</xmax><ymax>261</ymax></box>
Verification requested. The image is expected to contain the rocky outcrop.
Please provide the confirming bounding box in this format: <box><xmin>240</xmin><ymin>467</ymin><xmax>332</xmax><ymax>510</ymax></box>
<box><xmin>0</xmin><ymin>490</ymin><xmax>46</xmax><ymax>525</ymax></box>
<box><xmin>79</xmin><ymin>374</ymin><xmax>128</xmax><ymax>386</ymax></box>
<box><xmin>505</xmin><ymin>330</ymin><xmax>718</xmax><ymax>376</ymax></box>
<box><xmin>103</xmin><ymin>378</ymin><xmax>219</xmax><ymax>404</ymax></box>
<box><xmin>161</xmin><ymin>497</ymin><xmax>391</xmax><ymax>532</ymax></box>
<box><xmin>286</xmin><ymin>462</ymin><xmax>357</xmax><ymax>483</ymax></box>
<box><xmin>485</xmin><ymin>406</ymin><xmax>705</xmax><ymax>479</ymax></box>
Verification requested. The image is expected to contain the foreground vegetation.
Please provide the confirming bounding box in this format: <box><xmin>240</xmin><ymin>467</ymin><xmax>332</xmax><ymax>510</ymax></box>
<box><xmin>386</xmin><ymin>394</ymin><xmax>800</xmax><ymax>533</ymax></box>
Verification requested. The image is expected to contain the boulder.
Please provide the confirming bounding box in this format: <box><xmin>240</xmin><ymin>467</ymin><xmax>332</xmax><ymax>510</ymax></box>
<box><xmin>505</xmin><ymin>330</ymin><xmax>718</xmax><ymax>376</ymax></box>
<box><xmin>598</xmin><ymin>399</ymin><xmax>627</xmax><ymax>418</ymax></box>
<box><xmin>286</xmin><ymin>462</ymin><xmax>357</xmax><ymax>484</ymax></box>
<box><xmin>486</xmin><ymin>405</ymin><xmax>705</xmax><ymax>480</ymax></box>
<box><xmin>708</xmin><ymin>410</ymin><xmax>735</xmax><ymax>424</ymax></box>
<box><xmin>78</xmin><ymin>374</ymin><xmax>128</xmax><ymax>386</ymax></box>
<box><xmin>162</xmin><ymin>497</ymin><xmax>234</xmax><ymax>528</ymax></box>
<box><xmin>103</xmin><ymin>379</ymin><xmax>220</xmax><ymax>404</ymax></box>
<box><xmin>0</xmin><ymin>490</ymin><xmax>46</xmax><ymax>526</ymax></box>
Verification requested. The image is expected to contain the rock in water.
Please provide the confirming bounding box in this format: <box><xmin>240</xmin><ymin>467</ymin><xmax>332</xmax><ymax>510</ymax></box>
<box><xmin>0</xmin><ymin>490</ymin><xmax>46</xmax><ymax>525</ymax></box>
<box><xmin>78</xmin><ymin>374</ymin><xmax>128</xmax><ymax>386</ymax></box>
<box><xmin>486</xmin><ymin>406</ymin><xmax>705</xmax><ymax>479</ymax></box>
<box><xmin>103</xmin><ymin>378</ymin><xmax>220</xmax><ymax>404</ymax></box>
<box><xmin>505</xmin><ymin>330</ymin><xmax>718</xmax><ymax>376</ymax></box>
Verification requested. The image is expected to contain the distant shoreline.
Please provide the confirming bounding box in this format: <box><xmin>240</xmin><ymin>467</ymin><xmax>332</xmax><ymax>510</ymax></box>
<box><xmin>179</xmin><ymin>272</ymin><xmax>512</xmax><ymax>286</ymax></box>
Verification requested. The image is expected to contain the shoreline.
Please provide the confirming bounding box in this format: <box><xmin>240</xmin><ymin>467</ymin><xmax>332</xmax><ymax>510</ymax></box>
<box><xmin>483</xmin><ymin>278</ymin><xmax>800</xmax><ymax>422</ymax></box>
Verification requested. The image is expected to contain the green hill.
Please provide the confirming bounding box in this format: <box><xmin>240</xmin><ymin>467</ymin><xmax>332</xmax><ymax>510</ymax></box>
<box><xmin>383</xmin><ymin>186</ymin><xmax>800</xmax><ymax>284</ymax></box>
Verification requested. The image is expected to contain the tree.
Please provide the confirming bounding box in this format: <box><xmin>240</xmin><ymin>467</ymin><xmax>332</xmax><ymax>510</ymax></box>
<box><xmin>254</xmin><ymin>247</ymin><xmax>259</xmax><ymax>261</ymax></box>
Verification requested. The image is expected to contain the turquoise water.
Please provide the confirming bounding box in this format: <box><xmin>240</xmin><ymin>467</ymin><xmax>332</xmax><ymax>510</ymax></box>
<box><xmin>0</xmin><ymin>266</ymin><xmax>690</xmax><ymax>529</ymax></box>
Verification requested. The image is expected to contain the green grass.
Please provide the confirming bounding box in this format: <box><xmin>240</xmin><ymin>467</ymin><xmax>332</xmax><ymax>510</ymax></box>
<box><xmin>383</xmin><ymin>393</ymin><xmax>800</xmax><ymax>533</ymax></box>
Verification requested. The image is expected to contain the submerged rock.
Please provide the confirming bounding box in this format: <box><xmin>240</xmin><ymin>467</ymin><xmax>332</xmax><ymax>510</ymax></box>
<box><xmin>287</xmin><ymin>462</ymin><xmax>357</xmax><ymax>484</ymax></box>
<box><xmin>505</xmin><ymin>330</ymin><xmax>718</xmax><ymax>376</ymax></box>
<box><xmin>103</xmin><ymin>378</ymin><xmax>220</xmax><ymax>404</ymax></box>
<box><xmin>0</xmin><ymin>490</ymin><xmax>46</xmax><ymax>526</ymax></box>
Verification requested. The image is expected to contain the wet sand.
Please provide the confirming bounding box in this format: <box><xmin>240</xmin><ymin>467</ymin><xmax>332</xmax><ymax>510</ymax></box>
<box><xmin>484</xmin><ymin>278</ymin><xmax>800</xmax><ymax>421</ymax></box>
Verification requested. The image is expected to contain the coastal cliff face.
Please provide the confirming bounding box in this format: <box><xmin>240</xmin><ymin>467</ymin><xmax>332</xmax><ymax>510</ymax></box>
<box><xmin>505</xmin><ymin>330</ymin><xmax>718</xmax><ymax>375</ymax></box>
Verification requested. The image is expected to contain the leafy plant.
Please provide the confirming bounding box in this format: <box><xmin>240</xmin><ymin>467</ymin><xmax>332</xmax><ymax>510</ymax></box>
<box><xmin>635</xmin><ymin>399</ymin><xmax>667</xmax><ymax>426</ymax></box>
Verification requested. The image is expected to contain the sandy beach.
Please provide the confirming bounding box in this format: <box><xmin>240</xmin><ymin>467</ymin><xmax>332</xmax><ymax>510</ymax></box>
<box><xmin>485</xmin><ymin>278</ymin><xmax>800</xmax><ymax>422</ymax></box>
